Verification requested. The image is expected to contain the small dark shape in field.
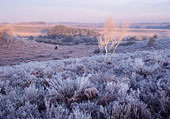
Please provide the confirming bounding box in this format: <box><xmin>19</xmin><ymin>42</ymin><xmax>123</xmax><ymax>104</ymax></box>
<box><xmin>119</xmin><ymin>41</ymin><xmax>135</xmax><ymax>46</ymax></box>
<box><xmin>29</xmin><ymin>36</ymin><xmax>34</xmax><ymax>40</ymax></box>
<box><xmin>55</xmin><ymin>46</ymin><xmax>58</xmax><ymax>50</ymax></box>
<box><xmin>93</xmin><ymin>48</ymin><xmax>100</xmax><ymax>54</ymax></box>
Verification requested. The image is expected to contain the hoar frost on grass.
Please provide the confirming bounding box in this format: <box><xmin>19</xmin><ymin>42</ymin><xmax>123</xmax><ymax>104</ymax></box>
<box><xmin>0</xmin><ymin>49</ymin><xmax>170</xmax><ymax>119</ymax></box>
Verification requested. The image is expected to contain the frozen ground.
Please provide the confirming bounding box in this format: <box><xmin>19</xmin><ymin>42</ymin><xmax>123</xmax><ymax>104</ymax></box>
<box><xmin>0</xmin><ymin>39</ymin><xmax>97</xmax><ymax>66</ymax></box>
<box><xmin>0</xmin><ymin>37</ymin><xmax>170</xmax><ymax>66</ymax></box>
<box><xmin>0</xmin><ymin>48</ymin><xmax>170</xmax><ymax>118</ymax></box>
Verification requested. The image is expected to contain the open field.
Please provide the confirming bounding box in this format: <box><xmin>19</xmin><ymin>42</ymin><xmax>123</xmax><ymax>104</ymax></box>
<box><xmin>0</xmin><ymin>23</ymin><xmax>170</xmax><ymax>119</ymax></box>
<box><xmin>0</xmin><ymin>39</ymin><xmax>97</xmax><ymax>66</ymax></box>
<box><xmin>0</xmin><ymin>36</ymin><xmax>170</xmax><ymax>66</ymax></box>
<box><xmin>12</xmin><ymin>24</ymin><xmax>55</xmax><ymax>36</ymax></box>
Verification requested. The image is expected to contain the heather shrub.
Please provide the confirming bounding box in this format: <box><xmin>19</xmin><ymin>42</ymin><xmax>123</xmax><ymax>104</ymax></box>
<box><xmin>0</xmin><ymin>49</ymin><xmax>170</xmax><ymax>119</ymax></box>
<box><xmin>103</xmin><ymin>100</ymin><xmax>151</xmax><ymax>119</ymax></box>
<box><xmin>148</xmin><ymin>37</ymin><xmax>155</xmax><ymax>46</ymax></box>
<box><xmin>147</xmin><ymin>35</ymin><xmax>158</xmax><ymax>46</ymax></box>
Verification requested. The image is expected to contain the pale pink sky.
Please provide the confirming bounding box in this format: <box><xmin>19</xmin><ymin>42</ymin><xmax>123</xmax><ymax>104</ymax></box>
<box><xmin>0</xmin><ymin>0</ymin><xmax>170</xmax><ymax>23</ymax></box>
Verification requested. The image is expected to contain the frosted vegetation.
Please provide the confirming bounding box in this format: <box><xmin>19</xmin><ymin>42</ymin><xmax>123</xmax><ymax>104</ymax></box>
<box><xmin>0</xmin><ymin>18</ymin><xmax>170</xmax><ymax>119</ymax></box>
<box><xmin>0</xmin><ymin>49</ymin><xmax>170</xmax><ymax>119</ymax></box>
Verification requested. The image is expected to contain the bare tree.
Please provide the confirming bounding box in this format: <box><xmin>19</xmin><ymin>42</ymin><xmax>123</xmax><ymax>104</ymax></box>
<box><xmin>98</xmin><ymin>16</ymin><xmax>129</xmax><ymax>61</ymax></box>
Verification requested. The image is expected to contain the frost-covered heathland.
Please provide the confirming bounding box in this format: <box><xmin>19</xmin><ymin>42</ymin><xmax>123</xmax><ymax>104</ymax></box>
<box><xmin>0</xmin><ymin>49</ymin><xmax>170</xmax><ymax>119</ymax></box>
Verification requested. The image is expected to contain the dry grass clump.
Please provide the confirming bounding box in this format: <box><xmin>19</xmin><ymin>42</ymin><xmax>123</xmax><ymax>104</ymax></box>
<box><xmin>97</xmin><ymin>16</ymin><xmax>129</xmax><ymax>61</ymax></box>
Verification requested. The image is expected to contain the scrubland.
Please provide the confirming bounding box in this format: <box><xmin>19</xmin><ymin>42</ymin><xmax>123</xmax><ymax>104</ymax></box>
<box><xmin>0</xmin><ymin>49</ymin><xmax>170</xmax><ymax>119</ymax></box>
<box><xmin>0</xmin><ymin>21</ymin><xmax>170</xmax><ymax>119</ymax></box>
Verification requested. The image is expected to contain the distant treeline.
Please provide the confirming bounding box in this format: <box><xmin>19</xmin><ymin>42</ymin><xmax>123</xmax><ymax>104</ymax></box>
<box><xmin>47</xmin><ymin>25</ymin><xmax>99</xmax><ymax>38</ymax></box>
<box><xmin>131</xmin><ymin>22</ymin><xmax>170</xmax><ymax>29</ymax></box>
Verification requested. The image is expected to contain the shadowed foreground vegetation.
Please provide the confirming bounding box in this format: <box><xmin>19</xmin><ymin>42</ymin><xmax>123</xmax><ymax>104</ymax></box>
<box><xmin>0</xmin><ymin>49</ymin><xmax>170</xmax><ymax>119</ymax></box>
